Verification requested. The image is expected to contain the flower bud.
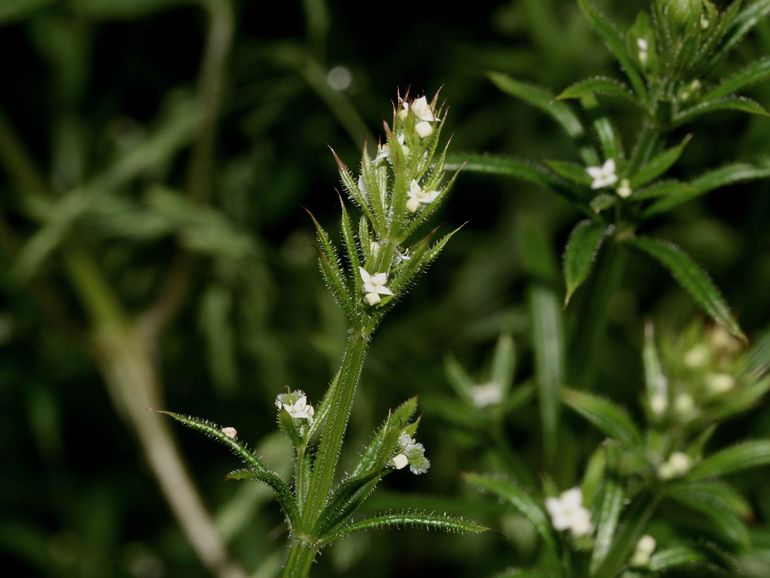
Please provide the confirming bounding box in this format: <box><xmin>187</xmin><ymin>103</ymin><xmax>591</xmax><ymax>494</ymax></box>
<box><xmin>658</xmin><ymin>0</ymin><xmax>704</xmax><ymax>29</ymax></box>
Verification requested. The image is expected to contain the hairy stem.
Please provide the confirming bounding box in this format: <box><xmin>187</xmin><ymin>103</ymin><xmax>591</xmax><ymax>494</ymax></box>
<box><xmin>303</xmin><ymin>334</ymin><xmax>369</xmax><ymax>525</ymax></box>
<box><xmin>281</xmin><ymin>539</ymin><xmax>318</xmax><ymax>578</ymax></box>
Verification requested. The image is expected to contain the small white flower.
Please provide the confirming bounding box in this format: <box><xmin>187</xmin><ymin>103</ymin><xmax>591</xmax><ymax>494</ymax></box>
<box><xmin>545</xmin><ymin>487</ymin><xmax>593</xmax><ymax>538</ymax></box>
<box><xmin>616</xmin><ymin>178</ymin><xmax>632</xmax><ymax>199</ymax></box>
<box><xmin>631</xmin><ymin>534</ymin><xmax>657</xmax><ymax>567</ymax></box>
<box><xmin>637</xmin><ymin>38</ymin><xmax>649</xmax><ymax>51</ymax></box>
<box><xmin>706</xmin><ymin>373</ymin><xmax>735</xmax><ymax>394</ymax></box>
<box><xmin>658</xmin><ymin>451</ymin><xmax>692</xmax><ymax>480</ymax></box>
<box><xmin>283</xmin><ymin>396</ymin><xmax>315</xmax><ymax>422</ymax></box>
<box><xmin>650</xmin><ymin>392</ymin><xmax>668</xmax><ymax>416</ymax></box>
<box><xmin>391</xmin><ymin>433</ymin><xmax>430</xmax><ymax>474</ymax></box>
<box><xmin>406</xmin><ymin>179</ymin><xmax>439</xmax><ymax>213</ymax></box>
<box><xmin>411</xmin><ymin>96</ymin><xmax>436</xmax><ymax>122</ymax></box>
<box><xmin>471</xmin><ymin>381</ymin><xmax>503</xmax><ymax>408</ymax></box>
<box><xmin>359</xmin><ymin>267</ymin><xmax>394</xmax><ymax>306</ymax></box>
<box><xmin>374</xmin><ymin>133</ymin><xmax>409</xmax><ymax>164</ymax></box>
<box><xmin>392</xmin><ymin>453</ymin><xmax>409</xmax><ymax>470</ymax></box>
<box><xmin>700</xmin><ymin>15</ymin><xmax>710</xmax><ymax>29</ymax></box>
<box><xmin>587</xmin><ymin>159</ymin><xmax>618</xmax><ymax>189</ymax></box>
<box><xmin>221</xmin><ymin>427</ymin><xmax>238</xmax><ymax>439</ymax></box>
<box><xmin>398</xmin><ymin>100</ymin><xmax>410</xmax><ymax>120</ymax></box>
<box><xmin>394</xmin><ymin>247</ymin><xmax>411</xmax><ymax>265</ymax></box>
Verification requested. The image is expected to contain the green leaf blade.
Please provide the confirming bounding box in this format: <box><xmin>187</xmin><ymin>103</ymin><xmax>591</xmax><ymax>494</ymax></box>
<box><xmin>629</xmin><ymin>236</ymin><xmax>744</xmax><ymax>340</ymax></box>
<box><xmin>687</xmin><ymin>440</ymin><xmax>770</xmax><ymax>480</ymax></box>
<box><xmin>562</xmin><ymin>220</ymin><xmax>612</xmax><ymax>304</ymax></box>
<box><xmin>561</xmin><ymin>388</ymin><xmax>641</xmax><ymax>447</ymax></box>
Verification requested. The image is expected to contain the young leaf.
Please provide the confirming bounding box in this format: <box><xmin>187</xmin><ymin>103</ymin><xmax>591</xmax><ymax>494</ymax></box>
<box><xmin>339</xmin><ymin>201</ymin><xmax>362</xmax><ymax>298</ymax></box>
<box><xmin>319</xmin><ymin>510</ymin><xmax>487</xmax><ymax>545</ymax></box>
<box><xmin>306</xmin><ymin>210</ymin><xmax>355</xmax><ymax>319</ymax></box>
<box><xmin>444</xmin><ymin>355</ymin><xmax>477</xmax><ymax>406</ymax></box>
<box><xmin>545</xmin><ymin>160</ymin><xmax>593</xmax><ymax>187</ymax></box>
<box><xmin>576</xmin><ymin>0</ymin><xmax>648</xmax><ymax>103</ymax></box>
<box><xmin>560</xmin><ymin>388</ymin><xmax>642</xmax><ymax>447</ymax></box>
<box><xmin>444</xmin><ymin>153</ymin><xmax>561</xmax><ymax>188</ymax></box>
<box><xmin>628</xmin><ymin>236</ymin><xmax>744</xmax><ymax>340</ymax></box>
<box><xmin>590</xmin><ymin>477</ymin><xmax>625</xmax><ymax>574</ymax></box>
<box><xmin>710</xmin><ymin>1</ymin><xmax>770</xmax><ymax>67</ymax></box>
<box><xmin>630</xmin><ymin>179</ymin><xmax>694</xmax><ymax>202</ymax></box>
<box><xmin>672</xmin><ymin>96</ymin><xmax>769</xmax><ymax>127</ymax></box>
<box><xmin>161</xmin><ymin>412</ymin><xmax>299</xmax><ymax>526</ymax></box>
<box><xmin>562</xmin><ymin>220</ymin><xmax>612</xmax><ymax>304</ymax></box>
<box><xmin>225</xmin><ymin>468</ymin><xmax>300</xmax><ymax>529</ymax></box>
<box><xmin>489</xmin><ymin>72</ymin><xmax>585</xmax><ymax>138</ymax></box>
<box><xmin>556</xmin><ymin>76</ymin><xmax>639</xmax><ymax>107</ymax></box>
<box><xmin>313</xmin><ymin>470</ymin><xmax>382</xmax><ymax>537</ymax></box>
<box><xmin>703</xmin><ymin>56</ymin><xmax>770</xmax><ymax>101</ymax></box>
<box><xmin>630</xmin><ymin>135</ymin><xmax>691</xmax><ymax>189</ymax></box>
<box><xmin>687</xmin><ymin>440</ymin><xmax>770</xmax><ymax>480</ymax></box>
<box><xmin>463</xmin><ymin>473</ymin><xmax>560</xmax><ymax>573</ymax></box>
<box><xmin>643</xmin><ymin>323</ymin><xmax>668</xmax><ymax>403</ymax></box>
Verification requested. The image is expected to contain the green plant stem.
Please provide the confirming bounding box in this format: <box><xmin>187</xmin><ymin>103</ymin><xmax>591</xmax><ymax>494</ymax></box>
<box><xmin>303</xmin><ymin>334</ymin><xmax>369</xmax><ymax>525</ymax></box>
<box><xmin>281</xmin><ymin>540</ymin><xmax>318</xmax><ymax>578</ymax></box>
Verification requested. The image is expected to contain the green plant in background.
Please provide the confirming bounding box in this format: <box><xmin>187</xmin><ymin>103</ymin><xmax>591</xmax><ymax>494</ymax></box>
<box><xmin>165</xmin><ymin>92</ymin><xmax>485</xmax><ymax>578</ymax></box>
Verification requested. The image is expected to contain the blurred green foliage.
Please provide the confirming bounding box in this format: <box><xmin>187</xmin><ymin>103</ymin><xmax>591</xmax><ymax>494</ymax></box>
<box><xmin>2</xmin><ymin>0</ymin><xmax>770</xmax><ymax>577</ymax></box>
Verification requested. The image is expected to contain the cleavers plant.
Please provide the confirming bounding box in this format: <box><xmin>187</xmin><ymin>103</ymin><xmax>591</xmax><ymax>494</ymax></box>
<box><xmin>164</xmin><ymin>92</ymin><xmax>485</xmax><ymax>578</ymax></box>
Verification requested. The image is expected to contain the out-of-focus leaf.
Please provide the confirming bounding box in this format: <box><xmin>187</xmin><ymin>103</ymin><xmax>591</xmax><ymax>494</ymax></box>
<box><xmin>672</xmin><ymin>96</ymin><xmax>769</xmax><ymax>127</ymax></box>
<box><xmin>710</xmin><ymin>1</ymin><xmax>770</xmax><ymax>66</ymax></box>
<box><xmin>649</xmin><ymin>547</ymin><xmax>707</xmax><ymax>572</ymax></box>
<box><xmin>464</xmin><ymin>474</ymin><xmax>561</xmax><ymax>575</ymax></box>
<box><xmin>492</xmin><ymin>334</ymin><xmax>516</xmax><ymax>397</ymax></box>
<box><xmin>0</xmin><ymin>0</ymin><xmax>52</xmax><ymax>23</ymax></box>
<box><xmin>704</xmin><ymin>56</ymin><xmax>770</xmax><ymax>100</ymax></box>
<box><xmin>562</xmin><ymin>220</ymin><xmax>612</xmax><ymax>304</ymax></box>
<box><xmin>630</xmin><ymin>135</ymin><xmax>691</xmax><ymax>189</ymax></box>
<box><xmin>687</xmin><ymin>440</ymin><xmax>770</xmax><ymax>480</ymax></box>
<box><xmin>643</xmin><ymin>323</ymin><xmax>668</xmax><ymax>403</ymax></box>
<box><xmin>71</xmin><ymin>0</ymin><xmax>188</xmax><ymax>20</ymax></box>
<box><xmin>556</xmin><ymin>76</ymin><xmax>638</xmax><ymax>106</ymax></box>
<box><xmin>628</xmin><ymin>236</ymin><xmax>744</xmax><ymax>340</ymax></box>
<box><xmin>590</xmin><ymin>477</ymin><xmax>624</xmax><ymax>573</ymax></box>
<box><xmin>644</xmin><ymin>159</ymin><xmax>770</xmax><ymax>215</ymax></box>
<box><xmin>489</xmin><ymin>72</ymin><xmax>585</xmax><ymax>138</ymax></box>
<box><xmin>444</xmin><ymin>154</ymin><xmax>560</xmax><ymax>188</ymax></box>
<box><xmin>199</xmin><ymin>285</ymin><xmax>238</xmax><ymax>396</ymax></box>
<box><xmin>561</xmin><ymin>388</ymin><xmax>641</xmax><ymax>447</ymax></box>
<box><xmin>630</xmin><ymin>179</ymin><xmax>694</xmax><ymax>202</ymax></box>
<box><xmin>593</xmin><ymin>495</ymin><xmax>658</xmax><ymax>578</ymax></box>
<box><xmin>576</xmin><ymin>0</ymin><xmax>647</xmax><ymax>103</ymax></box>
<box><xmin>665</xmin><ymin>484</ymin><xmax>750</xmax><ymax>546</ymax></box>
<box><xmin>545</xmin><ymin>160</ymin><xmax>592</xmax><ymax>187</ymax></box>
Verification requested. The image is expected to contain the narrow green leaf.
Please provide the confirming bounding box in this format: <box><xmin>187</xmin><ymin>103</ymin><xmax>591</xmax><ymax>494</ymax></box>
<box><xmin>489</xmin><ymin>72</ymin><xmax>585</xmax><ymax>138</ymax></box>
<box><xmin>577</xmin><ymin>0</ymin><xmax>648</xmax><ymax>103</ymax></box>
<box><xmin>628</xmin><ymin>236</ymin><xmax>744</xmax><ymax>340</ymax></box>
<box><xmin>161</xmin><ymin>412</ymin><xmax>299</xmax><ymax>526</ymax></box>
<box><xmin>444</xmin><ymin>154</ymin><xmax>560</xmax><ymax>186</ymax></box>
<box><xmin>491</xmin><ymin>334</ymin><xmax>517</xmax><ymax>398</ymax></box>
<box><xmin>561</xmin><ymin>388</ymin><xmax>641</xmax><ymax>447</ymax></box>
<box><xmin>593</xmin><ymin>494</ymin><xmax>659</xmax><ymax>578</ymax></box>
<box><xmin>593</xmin><ymin>117</ymin><xmax>624</xmax><ymax>164</ymax></box>
<box><xmin>306</xmin><ymin>210</ymin><xmax>355</xmax><ymax>319</ymax></box>
<box><xmin>648</xmin><ymin>547</ymin><xmax>706</xmax><ymax>572</ymax></box>
<box><xmin>320</xmin><ymin>510</ymin><xmax>487</xmax><ymax>544</ymax></box>
<box><xmin>530</xmin><ymin>287</ymin><xmax>564</xmax><ymax>467</ymax></box>
<box><xmin>464</xmin><ymin>473</ymin><xmax>560</xmax><ymax>574</ymax></box>
<box><xmin>444</xmin><ymin>355</ymin><xmax>477</xmax><ymax>406</ymax></box>
<box><xmin>643</xmin><ymin>323</ymin><xmax>668</xmax><ymax>404</ymax></box>
<box><xmin>687</xmin><ymin>440</ymin><xmax>770</xmax><ymax>480</ymax></box>
<box><xmin>313</xmin><ymin>470</ymin><xmax>382</xmax><ymax>537</ymax></box>
<box><xmin>667</xmin><ymin>481</ymin><xmax>752</xmax><ymax>520</ymax></box>
<box><xmin>665</xmin><ymin>484</ymin><xmax>750</xmax><ymax>545</ymax></box>
<box><xmin>562</xmin><ymin>220</ymin><xmax>612</xmax><ymax>304</ymax></box>
<box><xmin>590</xmin><ymin>478</ymin><xmax>624</xmax><ymax>574</ymax></box>
<box><xmin>546</xmin><ymin>159</ymin><xmax>593</xmax><ymax>187</ymax></box>
<box><xmin>710</xmin><ymin>0</ymin><xmax>770</xmax><ymax>67</ymax></box>
<box><xmin>630</xmin><ymin>179</ymin><xmax>694</xmax><ymax>202</ymax></box>
<box><xmin>644</xmin><ymin>159</ymin><xmax>770</xmax><ymax>215</ymax></box>
<box><xmin>339</xmin><ymin>201</ymin><xmax>362</xmax><ymax>298</ymax></box>
<box><xmin>630</xmin><ymin>135</ymin><xmax>691</xmax><ymax>189</ymax></box>
<box><xmin>704</xmin><ymin>56</ymin><xmax>770</xmax><ymax>100</ymax></box>
<box><xmin>557</xmin><ymin>76</ymin><xmax>639</xmax><ymax>106</ymax></box>
<box><xmin>672</xmin><ymin>96</ymin><xmax>769</xmax><ymax>127</ymax></box>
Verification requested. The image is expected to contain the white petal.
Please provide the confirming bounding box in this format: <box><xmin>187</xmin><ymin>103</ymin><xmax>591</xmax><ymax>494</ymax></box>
<box><xmin>409</xmin><ymin>179</ymin><xmax>422</xmax><ymax>195</ymax></box>
<box><xmin>603</xmin><ymin>159</ymin><xmax>616</xmax><ymax>174</ymax></box>
<box><xmin>586</xmin><ymin>166</ymin><xmax>603</xmax><ymax>179</ymax></box>
<box><xmin>371</xmin><ymin>272</ymin><xmax>388</xmax><ymax>286</ymax></box>
<box><xmin>637</xmin><ymin>535</ymin><xmax>656</xmax><ymax>555</ymax></box>
<box><xmin>569</xmin><ymin>508</ymin><xmax>593</xmax><ymax>537</ymax></box>
<box><xmin>359</xmin><ymin>267</ymin><xmax>372</xmax><ymax>284</ymax></box>
<box><xmin>365</xmin><ymin>292</ymin><xmax>381</xmax><ymax>306</ymax></box>
<box><xmin>221</xmin><ymin>427</ymin><xmax>237</xmax><ymax>439</ymax></box>
<box><xmin>415</xmin><ymin>121</ymin><xmax>433</xmax><ymax>138</ymax></box>
<box><xmin>561</xmin><ymin>488</ymin><xmax>583</xmax><ymax>509</ymax></box>
<box><xmin>411</xmin><ymin>96</ymin><xmax>435</xmax><ymax>122</ymax></box>
<box><xmin>392</xmin><ymin>454</ymin><xmax>409</xmax><ymax>470</ymax></box>
<box><xmin>545</xmin><ymin>497</ymin><xmax>563</xmax><ymax>518</ymax></box>
<box><xmin>406</xmin><ymin>198</ymin><xmax>420</xmax><ymax>213</ymax></box>
<box><xmin>377</xmin><ymin>285</ymin><xmax>394</xmax><ymax>296</ymax></box>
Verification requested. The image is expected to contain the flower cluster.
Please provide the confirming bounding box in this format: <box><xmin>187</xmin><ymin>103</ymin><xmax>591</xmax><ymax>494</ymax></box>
<box><xmin>275</xmin><ymin>390</ymin><xmax>315</xmax><ymax>423</ymax></box>
<box><xmin>390</xmin><ymin>433</ymin><xmax>430</xmax><ymax>475</ymax></box>
<box><xmin>630</xmin><ymin>534</ymin><xmax>657</xmax><ymax>567</ymax></box>
<box><xmin>657</xmin><ymin>451</ymin><xmax>692</xmax><ymax>480</ymax></box>
<box><xmin>545</xmin><ymin>487</ymin><xmax>593</xmax><ymax>538</ymax></box>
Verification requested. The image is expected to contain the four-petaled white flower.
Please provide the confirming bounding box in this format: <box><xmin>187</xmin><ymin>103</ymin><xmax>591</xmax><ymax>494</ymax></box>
<box><xmin>545</xmin><ymin>487</ymin><xmax>594</xmax><ymax>538</ymax></box>
<box><xmin>283</xmin><ymin>395</ymin><xmax>315</xmax><ymax>422</ymax></box>
<box><xmin>374</xmin><ymin>133</ymin><xmax>409</xmax><ymax>164</ymax></box>
<box><xmin>411</xmin><ymin>96</ymin><xmax>437</xmax><ymax>138</ymax></box>
<box><xmin>359</xmin><ymin>267</ymin><xmax>394</xmax><ymax>306</ymax></box>
<box><xmin>471</xmin><ymin>381</ymin><xmax>503</xmax><ymax>408</ymax></box>
<box><xmin>390</xmin><ymin>433</ymin><xmax>430</xmax><ymax>475</ymax></box>
<box><xmin>637</xmin><ymin>38</ymin><xmax>649</xmax><ymax>65</ymax></box>
<box><xmin>406</xmin><ymin>179</ymin><xmax>439</xmax><ymax>213</ymax></box>
<box><xmin>587</xmin><ymin>159</ymin><xmax>618</xmax><ymax>190</ymax></box>
<box><xmin>221</xmin><ymin>427</ymin><xmax>238</xmax><ymax>439</ymax></box>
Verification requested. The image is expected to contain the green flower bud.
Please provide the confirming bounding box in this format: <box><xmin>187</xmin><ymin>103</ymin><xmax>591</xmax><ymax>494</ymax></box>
<box><xmin>657</xmin><ymin>0</ymin><xmax>703</xmax><ymax>30</ymax></box>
